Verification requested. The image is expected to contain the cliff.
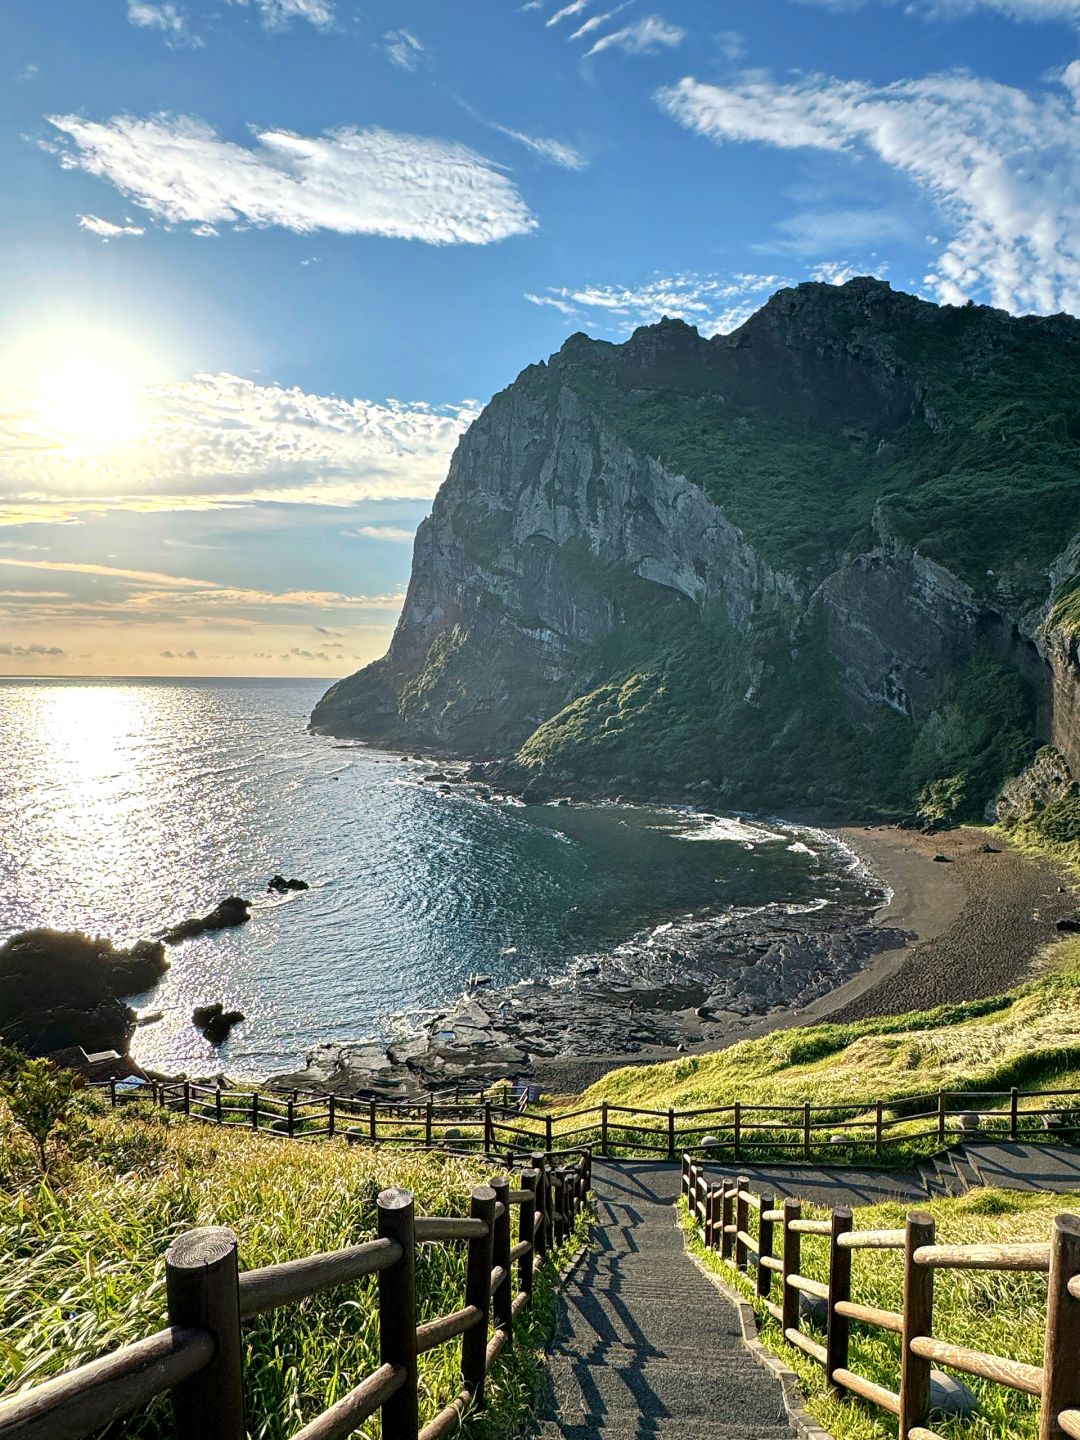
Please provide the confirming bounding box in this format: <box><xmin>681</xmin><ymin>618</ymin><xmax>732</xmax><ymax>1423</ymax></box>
<box><xmin>312</xmin><ymin>278</ymin><xmax>1080</xmax><ymax>820</ymax></box>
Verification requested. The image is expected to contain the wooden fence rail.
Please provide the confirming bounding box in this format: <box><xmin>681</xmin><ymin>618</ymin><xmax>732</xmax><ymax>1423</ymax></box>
<box><xmin>682</xmin><ymin>1153</ymin><xmax>1080</xmax><ymax>1440</ymax></box>
<box><xmin>97</xmin><ymin>1081</ymin><xmax>1080</xmax><ymax>1165</ymax></box>
<box><xmin>0</xmin><ymin>1150</ymin><xmax>592</xmax><ymax>1440</ymax></box>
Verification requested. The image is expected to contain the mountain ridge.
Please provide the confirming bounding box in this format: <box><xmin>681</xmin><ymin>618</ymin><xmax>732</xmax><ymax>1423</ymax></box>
<box><xmin>312</xmin><ymin>278</ymin><xmax>1080</xmax><ymax>821</ymax></box>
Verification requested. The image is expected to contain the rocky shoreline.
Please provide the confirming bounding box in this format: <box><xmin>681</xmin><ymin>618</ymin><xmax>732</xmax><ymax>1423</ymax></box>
<box><xmin>265</xmin><ymin>775</ymin><xmax>907</xmax><ymax>1100</ymax></box>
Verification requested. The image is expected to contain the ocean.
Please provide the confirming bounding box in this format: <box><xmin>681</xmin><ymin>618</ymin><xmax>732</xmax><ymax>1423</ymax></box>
<box><xmin>0</xmin><ymin>677</ymin><xmax>875</xmax><ymax>1077</ymax></box>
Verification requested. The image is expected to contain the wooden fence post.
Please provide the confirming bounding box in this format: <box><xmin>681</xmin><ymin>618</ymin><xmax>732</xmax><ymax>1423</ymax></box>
<box><xmin>681</xmin><ymin>1151</ymin><xmax>689</xmax><ymax>1202</ymax></box>
<box><xmin>803</xmin><ymin>1102</ymin><xmax>811</xmax><ymax>1161</ymax></box>
<box><xmin>109</xmin><ymin>1077</ymin><xmax>117</xmax><ymax>1108</ymax></box>
<box><xmin>733</xmin><ymin>1103</ymin><xmax>742</xmax><ymax>1163</ymax></box>
<box><xmin>706</xmin><ymin>1184</ymin><xmax>719</xmax><ymax>1250</ymax></box>
<box><xmin>519</xmin><ymin>1169</ymin><xmax>538</xmax><ymax>1303</ymax></box>
<box><xmin>875</xmin><ymin>1102</ymin><xmax>883</xmax><ymax>1160</ymax></box>
<box><xmin>601</xmin><ymin>1101</ymin><xmax>609</xmax><ymax>1158</ymax></box>
<box><xmin>165</xmin><ymin>1227</ymin><xmax>244</xmax><ymax>1440</ymax></box>
<box><xmin>287</xmin><ymin>1099</ymin><xmax>295</xmax><ymax>1138</ymax></box>
<box><xmin>667</xmin><ymin>1107</ymin><xmax>676</xmax><ymax>1161</ymax></box>
<box><xmin>721</xmin><ymin>1181</ymin><xmax>735</xmax><ymax>1262</ymax></box>
<box><xmin>899</xmin><ymin>1211</ymin><xmax>935</xmax><ymax>1440</ymax></box>
<box><xmin>1011</xmin><ymin>1087</ymin><xmax>1020</xmax><ymax>1141</ymax></box>
<box><xmin>491</xmin><ymin>1177</ymin><xmax>513</xmax><ymax>1350</ymax></box>
<box><xmin>546</xmin><ymin>1114</ymin><xmax>554</xmax><ymax>1153</ymax></box>
<box><xmin>183</xmin><ymin>1080</ymin><xmax>191</xmax><ymax>1116</ymax></box>
<box><xmin>251</xmin><ymin>1092</ymin><xmax>259</xmax><ymax>1131</ymax></box>
<box><xmin>827</xmin><ymin>1206</ymin><xmax>853</xmax><ymax>1392</ymax></box>
<box><xmin>937</xmin><ymin>1091</ymin><xmax>946</xmax><ymax>1146</ymax></box>
<box><xmin>462</xmin><ymin>1185</ymin><xmax>496</xmax><ymax>1409</ymax></box>
<box><xmin>757</xmin><ymin>1194</ymin><xmax>774</xmax><ymax>1300</ymax></box>
<box><xmin>530</xmin><ymin>1152</ymin><xmax>548</xmax><ymax>1260</ymax></box>
<box><xmin>735</xmin><ymin>1176</ymin><xmax>749</xmax><ymax>1272</ymax></box>
<box><xmin>484</xmin><ymin>1102</ymin><xmax>493</xmax><ymax>1154</ymax></box>
<box><xmin>1039</xmin><ymin>1214</ymin><xmax>1080</xmax><ymax>1440</ymax></box>
<box><xmin>215</xmin><ymin>1088</ymin><xmax>223</xmax><ymax>1125</ymax></box>
<box><xmin>369</xmin><ymin>1099</ymin><xmax>377</xmax><ymax>1142</ymax></box>
<box><xmin>425</xmin><ymin>1095</ymin><xmax>433</xmax><ymax>1148</ymax></box>
<box><xmin>378</xmin><ymin>1188</ymin><xmax>419</xmax><ymax>1440</ymax></box>
<box><xmin>327</xmin><ymin>1094</ymin><xmax>335</xmax><ymax>1139</ymax></box>
<box><xmin>781</xmin><ymin>1199</ymin><xmax>801</xmax><ymax>1336</ymax></box>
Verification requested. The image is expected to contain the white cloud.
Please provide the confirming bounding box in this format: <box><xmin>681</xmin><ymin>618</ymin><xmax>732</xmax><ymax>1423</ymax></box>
<box><xmin>0</xmin><ymin>372</ymin><xmax>479</xmax><ymax>520</ymax></box>
<box><xmin>47</xmin><ymin>113</ymin><xmax>535</xmax><ymax>246</ymax></box>
<box><xmin>161</xmin><ymin>647</ymin><xmax>198</xmax><ymax>658</ymax></box>
<box><xmin>231</xmin><ymin>0</ymin><xmax>335</xmax><ymax>31</ymax></box>
<box><xmin>714</xmin><ymin>29</ymin><xmax>745</xmax><ymax>60</ymax></box>
<box><xmin>78</xmin><ymin>213</ymin><xmax>146</xmax><ymax>239</ymax></box>
<box><xmin>658</xmin><ymin>69</ymin><xmax>1080</xmax><ymax>314</ymax></box>
<box><xmin>351</xmin><ymin>525</ymin><xmax>416</xmax><ymax>543</ymax></box>
<box><xmin>811</xmin><ymin>260</ymin><xmax>862</xmax><ymax>284</ymax></box>
<box><xmin>490</xmin><ymin>124</ymin><xmax>588</xmax><ymax>169</ymax></box>
<box><xmin>548</xmin><ymin>0</ymin><xmax>592</xmax><ymax>23</ymax></box>
<box><xmin>127</xmin><ymin>0</ymin><xmax>187</xmax><ymax>35</ymax></box>
<box><xmin>384</xmin><ymin>29</ymin><xmax>425</xmax><ymax>71</ymax></box>
<box><xmin>586</xmin><ymin>15</ymin><xmax>685</xmax><ymax>55</ymax></box>
<box><xmin>526</xmin><ymin>271</ymin><xmax>793</xmax><ymax>334</ymax></box>
<box><xmin>569</xmin><ymin>5</ymin><xmax>632</xmax><ymax>39</ymax></box>
<box><xmin>797</xmin><ymin>0</ymin><xmax>1080</xmax><ymax>20</ymax></box>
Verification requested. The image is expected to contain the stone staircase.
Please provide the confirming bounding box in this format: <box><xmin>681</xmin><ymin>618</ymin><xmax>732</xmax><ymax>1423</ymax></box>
<box><xmin>914</xmin><ymin>1141</ymin><xmax>1080</xmax><ymax>1198</ymax></box>
<box><xmin>532</xmin><ymin>1161</ymin><xmax>797</xmax><ymax>1440</ymax></box>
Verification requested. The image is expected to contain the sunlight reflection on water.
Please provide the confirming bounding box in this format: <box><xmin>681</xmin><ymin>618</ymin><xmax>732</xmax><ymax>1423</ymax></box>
<box><xmin>0</xmin><ymin>678</ymin><xmax>843</xmax><ymax>1077</ymax></box>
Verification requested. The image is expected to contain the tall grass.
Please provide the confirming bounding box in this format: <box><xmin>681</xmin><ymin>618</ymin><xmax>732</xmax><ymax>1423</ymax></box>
<box><xmin>682</xmin><ymin>1187</ymin><xmax>1074</xmax><ymax>1440</ymax></box>
<box><xmin>0</xmin><ymin>1105</ymin><xmax>581</xmax><ymax>1439</ymax></box>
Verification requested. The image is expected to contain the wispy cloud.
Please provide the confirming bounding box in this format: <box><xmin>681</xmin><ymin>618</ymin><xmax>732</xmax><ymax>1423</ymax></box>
<box><xmin>78</xmin><ymin>214</ymin><xmax>146</xmax><ymax>239</ymax></box>
<box><xmin>230</xmin><ymin>0</ymin><xmax>335</xmax><ymax>32</ymax></box>
<box><xmin>350</xmin><ymin>525</ymin><xmax>416</xmax><ymax>543</ymax></box>
<box><xmin>47</xmin><ymin>113</ymin><xmax>535</xmax><ymax>246</ymax></box>
<box><xmin>127</xmin><ymin>0</ymin><xmax>193</xmax><ymax>40</ymax></box>
<box><xmin>489</xmin><ymin>123</ymin><xmax>588</xmax><ymax>169</ymax></box>
<box><xmin>526</xmin><ymin>271</ymin><xmax>792</xmax><ymax>334</ymax></box>
<box><xmin>795</xmin><ymin>0</ymin><xmax>1080</xmax><ymax>21</ymax></box>
<box><xmin>547</xmin><ymin>0</ymin><xmax>593</xmax><ymax>23</ymax></box>
<box><xmin>569</xmin><ymin>5</ymin><xmax>632</xmax><ymax>40</ymax></box>
<box><xmin>384</xmin><ymin>29</ymin><xmax>425</xmax><ymax>71</ymax></box>
<box><xmin>0</xmin><ymin>372</ymin><xmax>479</xmax><ymax>522</ymax></box>
<box><xmin>586</xmin><ymin>15</ymin><xmax>685</xmax><ymax>55</ymax></box>
<box><xmin>658</xmin><ymin>68</ymin><xmax>1080</xmax><ymax>314</ymax></box>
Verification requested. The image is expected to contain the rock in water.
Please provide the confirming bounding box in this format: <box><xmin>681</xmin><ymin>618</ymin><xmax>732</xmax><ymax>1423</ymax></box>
<box><xmin>0</xmin><ymin>929</ymin><xmax>167</xmax><ymax>1056</ymax></box>
<box><xmin>163</xmin><ymin>897</ymin><xmax>251</xmax><ymax>945</ymax></box>
<box><xmin>193</xmin><ymin>1003</ymin><xmax>246</xmax><ymax>1045</ymax></box>
<box><xmin>267</xmin><ymin>875</ymin><xmax>309</xmax><ymax>893</ymax></box>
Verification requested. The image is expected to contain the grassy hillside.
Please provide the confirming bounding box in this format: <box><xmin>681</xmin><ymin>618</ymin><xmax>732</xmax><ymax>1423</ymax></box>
<box><xmin>0</xmin><ymin>1105</ymin><xmax>576</xmax><ymax>1439</ymax></box>
<box><xmin>684</xmin><ymin>1186</ymin><xmax>1073</xmax><ymax>1440</ymax></box>
<box><xmin>577</xmin><ymin>938</ymin><xmax>1080</xmax><ymax>1118</ymax></box>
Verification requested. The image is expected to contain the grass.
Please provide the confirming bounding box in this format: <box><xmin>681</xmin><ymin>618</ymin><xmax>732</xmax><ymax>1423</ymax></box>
<box><xmin>681</xmin><ymin>1187</ymin><xmax>1075</xmax><ymax>1440</ymax></box>
<box><xmin>0</xmin><ymin>1101</ymin><xmax>585</xmax><ymax>1440</ymax></box>
<box><xmin>532</xmin><ymin>939</ymin><xmax>1080</xmax><ymax>1166</ymax></box>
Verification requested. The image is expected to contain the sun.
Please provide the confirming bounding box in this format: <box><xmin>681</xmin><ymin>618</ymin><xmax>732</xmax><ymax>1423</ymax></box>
<box><xmin>2</xmin><ymin>323</ymin><xmax>159</xmax><ymax>453</ymax></box>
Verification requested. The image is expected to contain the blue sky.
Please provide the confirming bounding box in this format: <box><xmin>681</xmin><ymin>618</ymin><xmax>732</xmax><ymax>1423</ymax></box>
<box><xmin>1</xmin><ymin>0</ymin><xmax>1077</xmax><ymax>676</ymax></box>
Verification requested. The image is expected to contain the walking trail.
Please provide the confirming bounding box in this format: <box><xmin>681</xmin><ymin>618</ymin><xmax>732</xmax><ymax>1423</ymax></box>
<box><xmin>533</xmin><ymin>1161</ymin><xmax>797</xmax><ymax>1440</ymax></box>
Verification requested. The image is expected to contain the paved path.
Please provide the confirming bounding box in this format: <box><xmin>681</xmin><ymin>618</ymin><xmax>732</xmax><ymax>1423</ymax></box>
<box><xmin>532</xmin><ymin>1162</ymin><xmax>796</xmax><ymax>1440</ymax></box>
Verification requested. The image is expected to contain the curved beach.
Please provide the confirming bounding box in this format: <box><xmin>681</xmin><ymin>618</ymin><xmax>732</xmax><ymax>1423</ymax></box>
<box><xmin>529</xmin><ymin>824</ymin><xmax>1077</xmax><ymax>1095</ymax></box>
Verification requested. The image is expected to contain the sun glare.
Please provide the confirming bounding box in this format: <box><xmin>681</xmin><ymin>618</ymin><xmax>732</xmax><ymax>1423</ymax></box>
<box><xmin>4</xmin><ymin>324</ymin><xmax>161</xmax><ymax>452</ymax></box>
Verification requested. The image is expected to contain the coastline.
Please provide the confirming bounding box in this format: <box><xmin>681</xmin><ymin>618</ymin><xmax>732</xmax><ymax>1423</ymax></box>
<box><xmin>524</xmin><ymin>821</ymin><xmax>1077</xmax><ymax>1095</ymax></box>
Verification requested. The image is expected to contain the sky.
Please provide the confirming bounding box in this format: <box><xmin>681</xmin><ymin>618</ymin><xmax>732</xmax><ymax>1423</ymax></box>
<box><xmin>1</xmin><ymin>0</ymin><xmax>1078</xmax><ymax>679</ymax></box>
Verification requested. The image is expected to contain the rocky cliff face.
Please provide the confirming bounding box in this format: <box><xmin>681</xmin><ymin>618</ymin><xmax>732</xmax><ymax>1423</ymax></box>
<box><xmin>313</xmin><ymin>278</ymin><xmax>1080</xmax><ymax>819</ymax></box>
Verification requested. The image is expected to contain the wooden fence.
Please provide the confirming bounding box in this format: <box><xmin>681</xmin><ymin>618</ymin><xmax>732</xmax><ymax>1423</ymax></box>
<box><xmin>102</xmin><ymin>1080</ymin><xmax>1080</xmax><ymax>1164</ymax></box>
<box><xmin>0</xmin><ymin>1150</ymin><xmax>592</xmax><ymax>1440</ymax></box>
<box><xmin>683</xmin><ymin>1153</ymin><xmax>1080</xmax><ymax>1440</ymax></box>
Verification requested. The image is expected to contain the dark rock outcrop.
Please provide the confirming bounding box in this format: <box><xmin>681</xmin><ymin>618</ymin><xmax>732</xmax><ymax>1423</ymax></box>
<box><xmin>192</xmin><ymin>1003</ymin><xmax>245</xmax><ymax>1045</ymax></box>
<box><xmin>267</xmin><ymin>875</ymin><xmax>309</xmax><ymax>893</ymax></box>
<box><xmin>0</xmin><ymin>930</ymin><xmax>167</xmax><ymax>1056</ymax></box>
<box><xmin>162</xmin><ymin>897</ymin><xmax>251</xmax><ymax>945</ymax></box>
